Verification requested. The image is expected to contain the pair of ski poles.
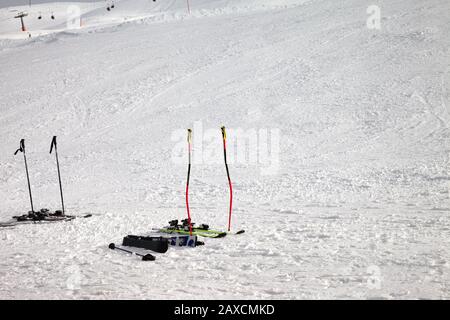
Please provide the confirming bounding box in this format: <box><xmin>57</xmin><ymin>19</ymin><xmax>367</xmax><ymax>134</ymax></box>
<box><xmin>185</xmin><ymin>126</ymin><xmax>233</xmax><ymax>235</ymax></box>
<box><xmin>14</xmin><ymin>136</ymin><xmax>65</xmax><ymax>215</ymax></box>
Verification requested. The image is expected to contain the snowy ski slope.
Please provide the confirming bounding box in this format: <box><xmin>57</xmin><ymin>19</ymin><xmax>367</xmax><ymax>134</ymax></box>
<box><xmin>0</xmin><ymin>0</ymin><xmax>308</xmax><ymax>38</ymax></box>
<box><xmin>0</xmin><ymin>0</ymin><xmax>449</xmax><ymax>299</ymax></box>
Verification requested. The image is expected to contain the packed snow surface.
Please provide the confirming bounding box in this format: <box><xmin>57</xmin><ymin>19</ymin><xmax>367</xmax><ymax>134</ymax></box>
<box><xmin>0</xmin><ymin>0</ymin><xmax>449</xmax><ymax>299</ymax></box>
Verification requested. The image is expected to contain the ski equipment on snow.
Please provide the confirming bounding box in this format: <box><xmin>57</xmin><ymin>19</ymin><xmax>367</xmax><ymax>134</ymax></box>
<box><xmin>122</xmin><ymin>235</ymin><xmax>169</xmax><ymax>253</ymax></box>
<box><xmin>221</xmin><ymin>126</ymin><xmax>233</xmax><ymax>231</ymax></box>
<box><xmin>0</xmin><ymin>210</ymin><xmax>92</xmax><ymax>228</ymax></box>
<box><xmin>14</xmin><ymin>139</ymin><xmax>34</xmax><ymax>213</ymax></box>
<box><xmin>49</xmin><ymin>136</ymin><xmax>65</xmax><ymax>215</ymax></box>
<box><xmin>108</xmin><ymin>243</ymin><xmax>155</xmax><ymax>261</ymax></box>
<box><xmin>158</xmin><ymin>227</ymin><xmax>227</xmax><ymax>238</ymax></box>
<box><xmin>167</xmin><ymin>234</ymin><xmax>204</xmax><ymax>247</ymax></box>
<box><xmin>122</xmin><ymin>234</ymin><xmax>203</xmax><ymax>250</ymax></box>
<box><xmin>157</xmin><ymin>219</ymin><xmax>244</xmax><ymax>238</ymax></box>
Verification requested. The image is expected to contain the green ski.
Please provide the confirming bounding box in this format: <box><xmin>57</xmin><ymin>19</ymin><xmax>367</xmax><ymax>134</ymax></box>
<box><xmin>157</xmin><ymin>219</ymin><xmax>245</xmax><ymax>238</ymax></box>
<box><xmin>158</xmin><ymin>227</ymin><xmax>227</xmax><ymax>238</ymax></box>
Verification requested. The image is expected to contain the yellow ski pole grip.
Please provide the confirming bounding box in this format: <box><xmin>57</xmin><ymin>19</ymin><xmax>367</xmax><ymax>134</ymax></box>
<box><xmin>187</xmin><ymin>129</ymin><xmax>192</xmax><ymax>143</ymax></box>
<box><xmin>221</xmin><ymin>126</ymin><xmax>226</xmax><ymax>140</ymax></box>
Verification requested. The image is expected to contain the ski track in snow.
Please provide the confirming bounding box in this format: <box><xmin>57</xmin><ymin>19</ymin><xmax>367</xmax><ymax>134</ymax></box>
<box><xmin>0</xmin><ymin>0</ymin><xmax>449</xmax><ymax>299</ymax></box>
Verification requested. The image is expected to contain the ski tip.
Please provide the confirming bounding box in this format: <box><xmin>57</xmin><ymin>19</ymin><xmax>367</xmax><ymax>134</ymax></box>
<box><xmin>236</xmin><ymin>230</ymin><xmax>245</xmax><ymax>235</ymax></box>
<box><xmin>108</xmin><ymin>243</ymin><xmax>116</xmax><ymax>250</ymax></box>
<box><xmin>142</xmin><ymin>254</ymin><xmax>156</xmax><ymax>261</ymax></box>
<box><xmin>215</xmin><ymin>232</ymin><xmax>227</xmax><ymax>238</ymax></box>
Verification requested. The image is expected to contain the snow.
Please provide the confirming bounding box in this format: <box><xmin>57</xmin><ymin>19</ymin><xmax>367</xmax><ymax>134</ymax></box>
<box><xmin>0</xmin><ymin>0</ymin><xmax>449</xmax><ymax>299</ymax></box>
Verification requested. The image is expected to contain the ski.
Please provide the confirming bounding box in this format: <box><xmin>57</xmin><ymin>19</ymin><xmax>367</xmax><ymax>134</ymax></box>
<box><xmin>0</xmin><ymin>209</ymin><xmax>93</xmax><ymax>228</ymax></box>
<box><xmin>157</xmin><ymin>219</ymin><xmax>245</xmax><ymax>238</ymax></box>
<box><xmin>157</xmin><ymin>227</ymin><xmax>227</xmax><ymax>238</ymax></box>
<box><xmin>193</xmin><ymin>228</ymin><xmax>245</xmax><ymax>236</ymax></box>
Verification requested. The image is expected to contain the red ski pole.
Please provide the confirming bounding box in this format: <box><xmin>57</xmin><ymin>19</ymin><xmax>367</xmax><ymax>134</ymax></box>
<box><xmin>221</xmin><ymin>126</ymin><xmax>233</xmax><ymax>231</ymax></box>
<box><xmin>185</xmin><ymin>129</ymin><xmax>193</xmax><ymax>236</ymax></box>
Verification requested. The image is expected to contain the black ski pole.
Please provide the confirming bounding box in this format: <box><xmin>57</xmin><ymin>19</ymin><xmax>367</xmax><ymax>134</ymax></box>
<box><xmin>14</xmin><ymin>139</ymin><xmax>34</xmax><ymax>213</ymax></box>
<box><xmin>221</xmin><ymin>126</ymin><xmax>233</xmax><ymax>232</ymax></box>
<box><xmin>50</xmin><ymin>136</ymin><xmax>65</xmax><ymax>215</ymax></box>
<box><xmin>108</xmin><ymin>243</ymin><xmax>155</xmax><ymax>261</ymax></box>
